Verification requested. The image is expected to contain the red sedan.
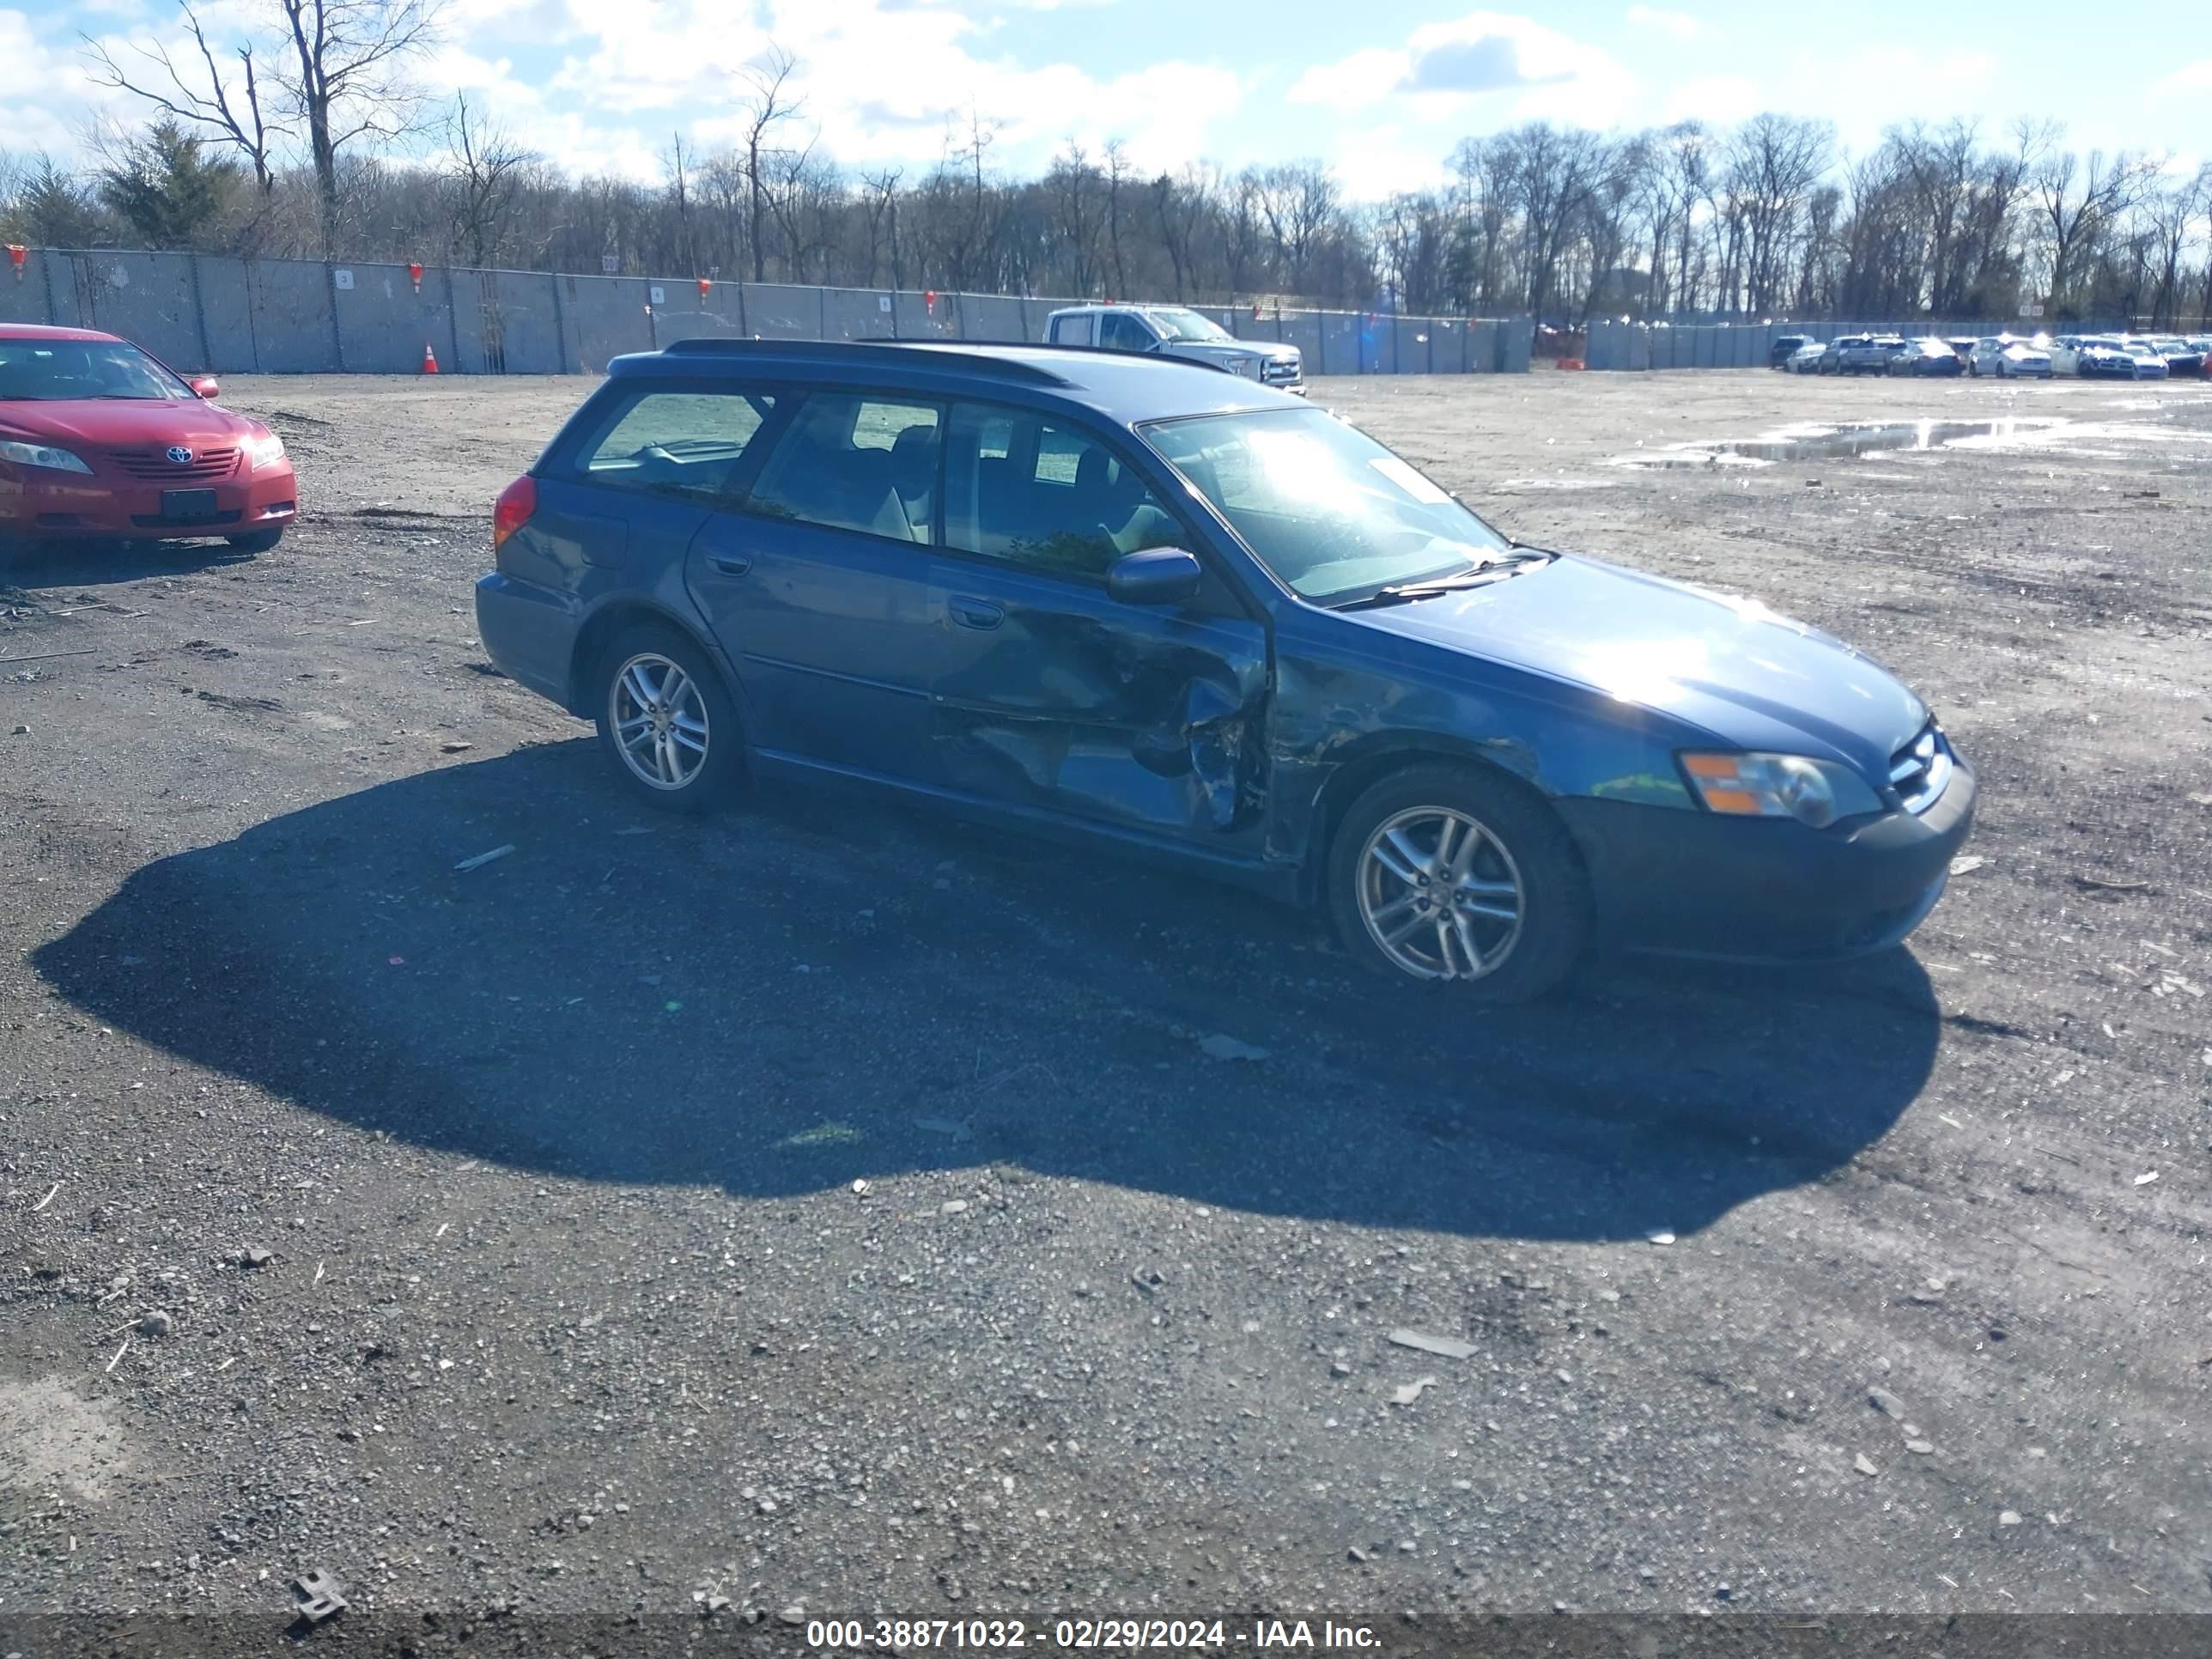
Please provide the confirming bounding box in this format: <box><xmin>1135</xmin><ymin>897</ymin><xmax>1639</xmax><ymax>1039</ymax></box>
<box><xmin>0</xmin><ymin>325</ymin><xmax>296</xmax><ymax>557</ymax></box>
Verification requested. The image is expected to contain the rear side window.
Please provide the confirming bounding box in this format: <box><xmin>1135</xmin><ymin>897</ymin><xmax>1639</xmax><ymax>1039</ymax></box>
<box><xmin>1052</xmin><ymin>313</ymin><xmax>1094</xmax><ymax>346</ymax></box>
<box><xmin>574</xmin><ymin>387</ymin><xmax>776</xmax><ymax>504</ymax></box>
<box><xmin>743</xmin><ymin>393</ymin><xmax>940</xmax><ymax>544</ymax></box>
<box><xmin>943</xmin><ymin>401</ymin><xmax>1178</xmax><ymax>580</ymax></box>
<box><xmin>1098</xmin><ymin>313</ymin><xmax>1152</xmax><ymax>351</ymax></box>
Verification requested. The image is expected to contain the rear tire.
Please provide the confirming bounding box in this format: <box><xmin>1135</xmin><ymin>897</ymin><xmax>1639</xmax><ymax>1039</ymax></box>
<box><xmin>1326</xmin><ymin>763</ymin><xmax>1589</xmax><ymax>1003</ymax></box>
<box><xmin>591</xmin><ymin>622</ymin><xmax>744</xmax><ymax>814</ymax></box>
<box><xmin>226</xmin><ymin>527</ymin><xmax>283</xmax><ymax>554</ymax></box>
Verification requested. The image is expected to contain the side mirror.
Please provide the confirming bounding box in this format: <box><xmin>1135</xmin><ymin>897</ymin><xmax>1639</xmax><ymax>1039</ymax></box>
<box><xmin>1107</xmin><ymin>547</ymin><xmax>1202</xmax><ymax>607</ymax></box>
<box><xmin>191</xmin><ymin>376</ymin><xmax>221</xmax><ymax>399</ymax></box>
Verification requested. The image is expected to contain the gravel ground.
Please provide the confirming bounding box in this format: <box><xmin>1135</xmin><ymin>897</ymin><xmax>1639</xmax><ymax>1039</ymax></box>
<box><xmin>3</xmin><ymin>366</ymin><xmax>2209</xmax><ymax>1657</ymax></box>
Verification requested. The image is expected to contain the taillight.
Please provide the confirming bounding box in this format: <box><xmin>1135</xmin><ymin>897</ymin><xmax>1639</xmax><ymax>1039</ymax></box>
<box><xmin>492</xmin><ymin>475</ymin><xmax>537</xmax><ymax>551</ymax></box>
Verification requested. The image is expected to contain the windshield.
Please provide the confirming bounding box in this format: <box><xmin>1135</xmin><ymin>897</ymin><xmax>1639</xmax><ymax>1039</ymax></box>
<box><xmin>1145</xmin><ymin>307</ymin><xmax>1233</xmax><ymax>343</ymax></box>
<box><xmin>0</xmin><ymin>339</ymin><xmax>191</xmax><ymax>401</ymax></box>
<box><xmin>1143</xmin><ymin>405</ymin><xmax>1512</xmax><ymax>605</ymax></box>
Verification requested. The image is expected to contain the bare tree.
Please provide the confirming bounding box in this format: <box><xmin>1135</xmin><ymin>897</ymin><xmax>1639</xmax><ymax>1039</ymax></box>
<box><xmin>1103</xmin><ymin>140</ymin><xmax>1133</xmax><ymax>298</ymax></box>
<box><xmin>1152</xmin><ymin>163</ymin><xmax>1217</xmax><ymax>301</ymax></box>
<box><xmin>2027</xmin><ymin>122</ymin><xmax>2147</xmax><ymax>313</ymax></box>
<box><xmin>2142</xmin><ymin>165</ymin><xmax>2204</xmax><ymax>326</ymax></box>
<box><xmin>734</xmin><ymin>46</ymin><xmax>802</xmax><ymax>283</ymax></box>
<box><xmin>1044</xmin><ymin>143</ymin><xmax>1104</xmax><ymax>295</ymax></box>
<box><xmin>270</xmin><ymin>0</ymin><xmax>441</xmax><ymax>252</ymax></box>
<box><xmin>661</xmin><ymin>132</ymin><xmax>696</xmax><ymax>274</ymax></box>
<box><xmin>1253</xmin><ymin>161</ymin><xmax>1337</xmax><ymax>293</ymax></box>
<box><xmin>441</xmin><ymin>94</ymin><xmax>535</xmax><ymax>267</ymax></box>
<box><xmin>84</xmin><ymin>2</ymin><xmax>282</xmax><ymax>193</ymax></box>
<box><xmin>1498</xmin><ymin>124</ymin><xmax>1614</xmax><ymax>322</ymax></box>
<box><xmin>768</xmin><ymin>145</ymin><xmax>839</xmax><ymax>284</ymax></box>
<box><xmin>859</xmin><ymin>166</ymin><xmax>902</xmax><ymax>289</ymax></box>
<box><xmin>1723</xmin><ymin>113</ymin><xmax>1831</xmax><ymax>315</ymax></box>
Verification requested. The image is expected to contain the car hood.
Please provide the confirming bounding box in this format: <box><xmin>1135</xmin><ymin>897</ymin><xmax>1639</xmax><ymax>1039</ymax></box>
<box><xmin>1172</xmin><ymin>342</ymin><xmax>1300</xmax><ymax>365</ymax></box>
<box><xmin>0</xmin><ymin>398</ymin><xmax>261</xmax><ymax>449</ymax></box>
<box><xmin>1346</xmin><ymin>553</ymin><xmax>1929</xmax><ymax>778</ymax></box>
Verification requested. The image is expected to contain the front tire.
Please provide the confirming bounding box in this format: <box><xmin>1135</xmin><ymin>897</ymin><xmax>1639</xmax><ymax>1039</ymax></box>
<box><xmin>1327</xmin><ymin>764</ymin><xmax>1589</xmax><ymax>1001</ymax></box>
<box><xmin>225</xmin><ymin>526</ymin><xmax>284</xmax><ymax>554</ymax></box>
<box><xmin>592</xmin><ymin>623</ymin><xmax>744</xmax><ymax>813</ymax></box>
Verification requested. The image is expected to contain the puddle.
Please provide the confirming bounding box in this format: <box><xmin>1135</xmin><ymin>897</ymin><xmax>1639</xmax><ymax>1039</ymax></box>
<box><xmin>1611</xmin><ymin>418</ymin><xmax>2069</xmax><ymax>468</ymax></box>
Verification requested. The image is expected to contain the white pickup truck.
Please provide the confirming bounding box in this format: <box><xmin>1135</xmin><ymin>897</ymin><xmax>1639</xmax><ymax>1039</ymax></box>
<box><xmin>1044</xmin><ymin>303</ymin><xmax>1305</xmax><ymax>394</ymax></box>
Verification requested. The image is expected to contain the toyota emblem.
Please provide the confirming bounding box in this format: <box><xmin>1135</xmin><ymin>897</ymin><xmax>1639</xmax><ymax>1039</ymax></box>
<box><xmin>166</xmin><ymin>446</ymin><xmax>195</xmax><ymax>465</ymax></box>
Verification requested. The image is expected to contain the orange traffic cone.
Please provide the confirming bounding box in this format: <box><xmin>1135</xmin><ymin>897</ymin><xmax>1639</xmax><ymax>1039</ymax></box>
<box><xmin>422</xmin><ymin>343</ymin><xmax>439</xmax><ymax>374</ymax></box>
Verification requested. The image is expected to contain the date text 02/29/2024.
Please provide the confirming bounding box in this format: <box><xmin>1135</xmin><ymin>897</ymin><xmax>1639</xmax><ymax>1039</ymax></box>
<box><xmin>805</xmin><ymin>1617</ymin><xmax>1382</xmax><ymax>1649</ymax></box>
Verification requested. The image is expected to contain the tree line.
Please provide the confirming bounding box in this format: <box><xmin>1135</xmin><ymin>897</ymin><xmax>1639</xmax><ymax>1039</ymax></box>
<box><xmin>5</xmin><ymin>0</ymin><xmax>2208</xmax><ymax>327</ymax></box>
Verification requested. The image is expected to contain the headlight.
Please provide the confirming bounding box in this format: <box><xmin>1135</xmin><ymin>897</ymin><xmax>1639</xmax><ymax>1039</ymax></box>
<box><xmin>1680</xmin><ymin>751</ymin><xmax>1884</xmax><ymax>829</ymax></box>
<box><xmin>246</xmin><ymin>433</ymin><xmax>287</xmax><ymax>471</ymax></box>
<box><xmin>0</xmin><ymin>440</ymin><xmax>93</xmax><ymax>474</ymax></box>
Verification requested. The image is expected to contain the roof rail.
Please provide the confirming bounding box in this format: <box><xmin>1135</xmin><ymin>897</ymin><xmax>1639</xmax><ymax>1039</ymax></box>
<box><xmin>658</xmin><ymin>337</ymin><xmax>1072</xmax><ymax>386</ymax></box>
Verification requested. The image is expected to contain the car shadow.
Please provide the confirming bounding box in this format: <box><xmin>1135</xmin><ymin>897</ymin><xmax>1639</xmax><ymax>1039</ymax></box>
<box><xmin>33</xmin><ymin>742</ymin><xmax>1943</xmax><ymax>1241</ymax></box>
<box><xmin>2</xmin><ymin>537</ymin><xmax>259</xmax><ymax>587</ymax></box>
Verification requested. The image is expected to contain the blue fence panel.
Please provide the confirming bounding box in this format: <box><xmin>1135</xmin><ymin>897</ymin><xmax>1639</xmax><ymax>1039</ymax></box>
<box><xmin>488</xmin><ymin>270</ymin><xmax>563</xmax><ymax>373</ymax></box>
<box><xmin>3</xmin><ymin>245</ymin><xmax>1548</xmax><ymax>378</ymax></box>
<box><xmin>1317</xmin><ymin>313</ymin><xmax>1358</xmax><ymax>377</ymax></box>
<box><xmin>71</xmin><ymin>251</ymin><xmax>202</xmax><ymax>368</ymax></box>
<box><xmin>962</xmin><ymin>294</ymin><xmax>1024</xmax><ymax>343</ymax></box>
<box><xmin>644</xmin><ymin>275</ymin><xmax>744</xmax><ymax>347</ymax></box>
<box><xmin>1394</xmin><ymin>318</ymin><xmax>1432</xmax><ymax>375</ymax></box>
<box><xmin>558</xmin><ymin>273</ymin><xmax>653</xmax><ymax>372</ymax></box>
<box><xmin>1279</xmin><ymin>313</ymin><xmax>1322</xmax><ymax>374</ymax></box>
<box><xmin>244</xmin><ymin>258</ymin><xmax>338</xmax><ymax>373</ymax></box>
<box><xmin>193</xmin><ymin>256</ymin><xmax>258</xmax><ymax>371</ymax></box>
<box><xmin>894</xmin><ymin>289</ymin><xmax>959</xmax><ymax>339</ymax></box>
<box><xmin>1501</xmin><ymin>317</ymin><xmax>1533</xmax><ymax>373</ymax></box>
<box><xmin>332</xmin><ymin>261</ymin><xmax>453</xmax><ymax>374</ymax></box>
<box><xmin>0</xmin><ymin>250</ymin><xmax>57</xmax><ymax>325</ymax></box>
<box><xmin>824</xmin><ymin>288</ymin><xmax>896</xmax><ymax>340</ymax></box>
<box><xmin>741</xmin><ymin>283</ymin><xmax>820</xmax><ymax>341</ymax></box>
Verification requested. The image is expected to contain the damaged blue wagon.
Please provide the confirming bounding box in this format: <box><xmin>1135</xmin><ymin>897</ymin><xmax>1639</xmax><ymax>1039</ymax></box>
<box><xmin>476</xmin><ymin>338</ymin><xmax>1975</xmax><ymax>1000</ymax></box>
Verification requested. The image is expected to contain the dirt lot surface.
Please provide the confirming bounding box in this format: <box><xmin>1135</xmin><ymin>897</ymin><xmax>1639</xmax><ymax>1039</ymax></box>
<box><xmin>3</xmin><ymin>367</ymin><xmax>2209</xmax><ymax>1656</ymax></box>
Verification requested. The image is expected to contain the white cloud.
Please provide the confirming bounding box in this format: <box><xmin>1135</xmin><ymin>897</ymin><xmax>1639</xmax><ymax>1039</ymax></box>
<box><xmin>1662</xmin><ymin>74</ymin><xmax>1759</xmax><ymax>126</ymax></box>
<box><xmin>2152</xmin><ymin>58</ymin><xmax>2212</xmax><ymax>99</ymax></box>
<box><xmin>1333</xmin><ymin>124</ymin><xmax>1452</xmax><ymax>199</ymax></box>
<box><xmin>5</xmin><ymin>10</ymin><xmax>137</xmax><ymax>152</ymax></box>
<box><xmin>1287</xmin><ymin>10</ymin><xmax>1634</xmax><ymax>132</ymax></box>
<box><xmin>521</xmin><ymin>0</ymin><xmax>1242</xmax><ymax>179</ymax></box>
<box><xmin>1626</xmin><ymin>4</ymin><xmax>1712</xmax><ymax>41</ymax></box>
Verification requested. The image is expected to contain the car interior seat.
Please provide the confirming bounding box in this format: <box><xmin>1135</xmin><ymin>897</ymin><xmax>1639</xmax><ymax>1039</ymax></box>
<box><xmin>888</xmin><ymin>424</ymin><xmax>937</xmax><ymax>542</ymax></box>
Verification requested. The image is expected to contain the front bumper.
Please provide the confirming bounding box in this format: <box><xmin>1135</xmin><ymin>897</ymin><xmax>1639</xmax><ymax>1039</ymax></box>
<box><xmin>1</xmin><ymin>463</ymin><xmax>298</xmax><ymax>540</ymax></box>
<box><xmin>1557</xmin><ymin>758</ymin><xmax>1977</xmax><ymax>964</ymax></box>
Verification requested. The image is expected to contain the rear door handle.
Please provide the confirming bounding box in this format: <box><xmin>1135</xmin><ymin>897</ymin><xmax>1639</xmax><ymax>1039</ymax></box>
<box><xmin>708</xmin><ymin>554</ymin><xmax>751</xmax><ymax>576</ymax></box>
<box><xmin>948</xmin><ymin>597</ymin><xmax>1003</xmax><ymax>630</ymax></box>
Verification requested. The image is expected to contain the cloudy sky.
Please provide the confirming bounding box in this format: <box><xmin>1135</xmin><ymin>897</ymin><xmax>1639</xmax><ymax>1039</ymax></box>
<box><xmin>10</xmin><ymin>0</ymin><xmax>2208</xmax><ymax>197</ymax></box>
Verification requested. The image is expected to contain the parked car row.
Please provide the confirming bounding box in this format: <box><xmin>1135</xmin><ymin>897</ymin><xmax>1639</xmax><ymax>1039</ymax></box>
<box><xmin>1778</xmin><ymin>330</ymin><xmax>2209</xmax><ymax>380</ymax></box>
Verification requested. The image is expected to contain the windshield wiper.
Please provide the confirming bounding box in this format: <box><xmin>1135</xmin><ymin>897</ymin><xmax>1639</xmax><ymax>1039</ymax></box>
<box><xmin>1328</xmin><ymin>550</ymin><xmax>1548</xmax><ymax>611</ymax></box>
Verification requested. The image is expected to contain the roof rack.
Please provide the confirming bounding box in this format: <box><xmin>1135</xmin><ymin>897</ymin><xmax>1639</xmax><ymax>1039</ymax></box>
<box><xmin>658</xmin><ymin>337</ymin><xmax>1072</xmax><ymax>386</ymax></box>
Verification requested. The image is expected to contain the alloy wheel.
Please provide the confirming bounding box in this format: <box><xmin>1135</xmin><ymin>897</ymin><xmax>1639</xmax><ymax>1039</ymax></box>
<box><xmin>610</xmin><ymin>651</ymin><xmax>710</xmax><ymax>791</ymax></box>
<box><xmin>1354</xmin><ymin>806</ymin><xmax>1525</xmax><ymax>981</ymax></box>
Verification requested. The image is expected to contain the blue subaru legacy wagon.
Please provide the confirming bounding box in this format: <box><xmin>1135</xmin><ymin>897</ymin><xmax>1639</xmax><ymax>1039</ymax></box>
<box><xmin>476</xmin><ymin>339</ymin><xmax>1974</xmax><ymax>1000</ymax></box>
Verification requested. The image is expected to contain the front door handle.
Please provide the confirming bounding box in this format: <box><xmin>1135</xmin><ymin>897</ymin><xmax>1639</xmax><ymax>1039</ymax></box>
<box><xmin>708</xmin><ymin>553</ymin><xmax>751</xmax><ymax>576</ymax></box>
<box><xmin>948</xmin><ymin>596</ymin><xmax>1003</xmax><ymax>630</ymax></box>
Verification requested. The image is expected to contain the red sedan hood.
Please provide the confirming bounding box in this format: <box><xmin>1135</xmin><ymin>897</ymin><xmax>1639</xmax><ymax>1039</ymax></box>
<box><xmin>0</xmin><ymin>398</ymin><xmax>263</xmax><ymax>449</ymax></box>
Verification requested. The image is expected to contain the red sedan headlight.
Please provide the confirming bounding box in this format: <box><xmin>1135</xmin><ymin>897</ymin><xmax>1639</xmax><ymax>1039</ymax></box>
<box><xmin>0</xmin><ymin>439</ymin><xmax>94</xmax><ymax>474</ymax></box>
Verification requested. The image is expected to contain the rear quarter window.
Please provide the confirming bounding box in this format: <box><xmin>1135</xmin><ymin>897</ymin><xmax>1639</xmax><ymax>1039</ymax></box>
<box><xmin>563</xmin><ymin>386</ymin><xmax>778</xmax><ymax>504</ymax></box>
